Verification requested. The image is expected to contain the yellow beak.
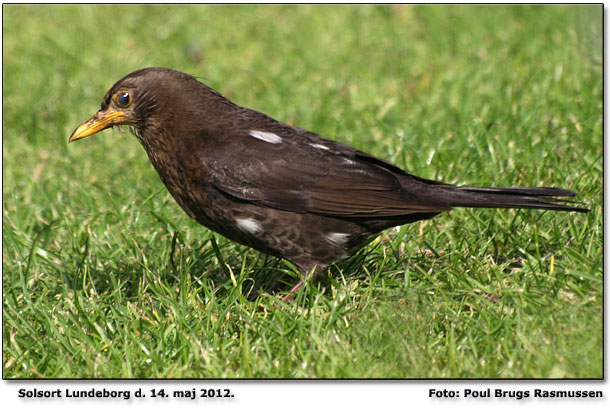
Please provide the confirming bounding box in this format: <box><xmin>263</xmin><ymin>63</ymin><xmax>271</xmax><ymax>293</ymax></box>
<box><xmin>69</xmin><ymin>108</ymin><xmax>128</xmax><ymax>142</ymax></box>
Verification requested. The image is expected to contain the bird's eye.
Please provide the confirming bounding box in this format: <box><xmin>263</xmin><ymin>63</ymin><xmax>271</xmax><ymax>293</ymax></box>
<box><xmin>115</xmin><ymin>91</ymin><xmax>132</xmax><ymax>108</ymax></box>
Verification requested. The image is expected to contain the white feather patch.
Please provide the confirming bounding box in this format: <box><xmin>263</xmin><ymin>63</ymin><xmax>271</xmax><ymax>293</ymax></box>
<box><xmin>236</xmin><ymin>218</ymin><xmax>262</xmax><ymax>234</ymax></box>
<box><xmin>326</xmin><ymin>232</ymin><xmax>350</xmax><ymax>247</ymax></box>
<box><xmin>310</xmin><ymin>143</ymin><xmax>330</xmax><ymax>150</ymax></box>
<box><xmin>249</xmin><ymin>130</ymin><xmax>283</xmax><ymax>144</ymax></box>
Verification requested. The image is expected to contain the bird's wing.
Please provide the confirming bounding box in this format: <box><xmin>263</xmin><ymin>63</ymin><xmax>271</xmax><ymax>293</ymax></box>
<box><xmin>200</xmin><ymin>125</ymin><xmax>450</xmax><ymax>217</ymax></box>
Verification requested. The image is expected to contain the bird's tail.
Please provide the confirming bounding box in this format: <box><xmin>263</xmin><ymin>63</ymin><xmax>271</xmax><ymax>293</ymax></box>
<box><xmin>441</xmin><ymin>186</ymin><xmax>589</xmax><ymax>212</ymax></box>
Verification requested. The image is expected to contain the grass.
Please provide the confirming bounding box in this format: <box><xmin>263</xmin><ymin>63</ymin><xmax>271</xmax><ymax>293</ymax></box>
<box><xmin>2</xmin><ymin>5</ymin><xmax>602</xmax><ymax>378</ymax></box>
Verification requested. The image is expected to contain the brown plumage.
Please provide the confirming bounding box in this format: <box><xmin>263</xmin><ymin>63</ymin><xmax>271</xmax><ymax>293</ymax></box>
<box><xmin>69</xmin><ymin>67</ymin><xmax>588</xmax><ymax>301</ymax></box>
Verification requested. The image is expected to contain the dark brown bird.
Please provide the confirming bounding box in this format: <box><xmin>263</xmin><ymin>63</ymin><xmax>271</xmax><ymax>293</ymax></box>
<box><xmin>69</xmin><ymin>67</ymin><xmax>588</xmax><ymax>301</ymax></box>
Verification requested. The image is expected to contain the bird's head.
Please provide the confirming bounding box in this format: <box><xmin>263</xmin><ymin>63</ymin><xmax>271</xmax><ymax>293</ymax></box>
<box><xmin>69</xmin><ymin>67</ymin><xmax>222</xmax><ymax>143</ymax></box>
<box><xmin>70</xmin><ymin>68</ymin><xmax>158</xmax><ymax>142</ymax></box>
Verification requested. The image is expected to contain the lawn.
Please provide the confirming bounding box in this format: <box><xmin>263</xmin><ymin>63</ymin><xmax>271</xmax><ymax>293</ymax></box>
<box><xmin>2</xmin><ymin>5</ymin><xmax>602</xmax><ymax>378</ymax></box>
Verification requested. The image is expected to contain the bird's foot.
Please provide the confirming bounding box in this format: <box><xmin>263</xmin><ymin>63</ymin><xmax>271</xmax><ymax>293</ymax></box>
<box><xmin>276</xmin><ymin>280</ymin><xmax>305</xmax><ymax>304</ymax></box>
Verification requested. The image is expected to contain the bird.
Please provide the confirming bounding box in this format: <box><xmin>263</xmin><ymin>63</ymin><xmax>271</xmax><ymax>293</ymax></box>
<box><xmin>69</xmin><ymin>67</ymin><xmax>588</xmax><ymax>302</ymax></box>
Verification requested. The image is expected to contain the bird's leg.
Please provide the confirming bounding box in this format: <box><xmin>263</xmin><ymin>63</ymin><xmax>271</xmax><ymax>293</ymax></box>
<box><xmin>278</xmin><ymin>280</ymin><xmax>305</xmax><ymax>303</ymax></box>
<box><xmin>278</xmin><ymin>264</ymin><xmax>323</xmax><ymax>303</ymax></box>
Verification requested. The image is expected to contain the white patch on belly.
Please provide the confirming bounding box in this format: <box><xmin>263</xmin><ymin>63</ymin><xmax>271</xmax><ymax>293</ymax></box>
<box><xmin>249</xmin><ymin>130</ymin><xmax>283</xmax><ymax>144</ymax></box>
<box><xmin>236</xmin><ymin>218</ymin><xmax>262</xmax><ymax>234</ymax></box>
<box><xmin>326</xmin><ymin>232</ymin><xmax>350</xmax><ymax>247</ymax></box>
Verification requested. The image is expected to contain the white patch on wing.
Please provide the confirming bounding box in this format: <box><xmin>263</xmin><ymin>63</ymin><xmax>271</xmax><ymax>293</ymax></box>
<box><xmin>310</xmin><ymin>143</ymin><xmax>330</xmax><ymax>150</ymax></box>
<box><xmin>326</xmin><ymin>232</ymin><xmax>350</xmax><ymax>247</ymax></box>
<box><xmin>249</xmin><ymin>130</ymin><xmax>282</xmax><ymax>144</ymax></box>
<box><xmin>236</xmin><ymin>218</ymin><xmax>262</xmax><ymax>234</ymax></box>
